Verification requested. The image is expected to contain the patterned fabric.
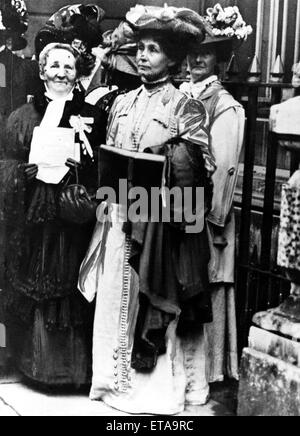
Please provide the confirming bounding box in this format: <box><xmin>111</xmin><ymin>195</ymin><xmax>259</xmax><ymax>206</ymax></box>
<box><xmin>78</xmin><ymin>79</ymin><xmax>214</xmax><ymax>412</ymax></box>
<box><xmin>107</xmin><ymin>82</ymin><xmax>215</xmax><ymax>175</ymax></box>
<box><xmin>278</xmin><ymin>180</ymin><xmax>300</xmax><ymax>271</ymax></box>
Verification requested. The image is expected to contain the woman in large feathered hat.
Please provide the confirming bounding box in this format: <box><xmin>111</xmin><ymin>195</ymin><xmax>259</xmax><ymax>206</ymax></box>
<box><xmin>35</xmin><ymin>4</ymin><xmax>105</xmax><ymax>92</ymax></box>
<box><xmin>0</xmin><ymin>0</ymin><xmax>40</xmax><ymax>120</ymax></box>
<box><xmin>0</xmin><ymin>0</ymin><xmax>28</xmax><ymax>51</ymax></box>
<box><xmin>78</xmin><ymin>4</ymin><xmax>216</xmax><ymax>415</ymax></box>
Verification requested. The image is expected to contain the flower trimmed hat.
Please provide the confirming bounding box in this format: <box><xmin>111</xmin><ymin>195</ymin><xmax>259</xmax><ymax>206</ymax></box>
<box><xmin>187</xmin><ymin>3</ymin><xmax>253</xmax><ymax>62</ymax></box>
<box><xmin>0</xmin><ymin>0</ymin><xmax>29</xmax><ymax>50</ymax></box>
<box><xmin>35</xmin><ymin>4</ymin><xmax>105</xmax><ymax>57</ymax></box>
<box><xmin>125</xmin><ymin>4</ymin><xmax>207</xmax><ymax>70</ymax></box>
<box><xmin>202</xmin><ymin>3</ymin><xmax>253</xmax><ymax>45</ymax></box>
<box><xmin>126</xmin><ymin>4</ymin><xmax>207</xmax><ymax>42</ymax></box>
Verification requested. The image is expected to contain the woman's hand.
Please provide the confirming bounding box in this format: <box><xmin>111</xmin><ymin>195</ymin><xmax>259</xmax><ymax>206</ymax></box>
<box><xmin>24</xmin><ymin>163</ymin><xmax>38</xmax><ymax>181</ymax></box>
<box><xmin>212</xmin><ymin>224</ymin><xmax>228</xmax><ymax>248</ymax></box>
<box><xmin>66</xmin><ymin>158</ymin><xmax>82</xmax><ymax>170</ymax></box>
<box><xmin>65</xmin><ymin>158</ymin><xmax>82</xmax><ymax>179</ymax></box>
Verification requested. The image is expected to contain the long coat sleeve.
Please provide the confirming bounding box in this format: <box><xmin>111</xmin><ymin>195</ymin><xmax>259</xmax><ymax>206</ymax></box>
<box><xmin>203</xmin><ymin>85</ymin><xmax>245</xmax><ymax>284</ymax></box>
<box><xmin>208</xmin><ymin>98</ymin><xmax>245</xmax><ymax>227</ymax></box>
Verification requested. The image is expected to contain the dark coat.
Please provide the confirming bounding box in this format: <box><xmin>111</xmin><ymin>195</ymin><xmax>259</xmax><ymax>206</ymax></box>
<box><xmin>1</xmin><ymin>88</ymin><xmax>102</xmax><ymax>327</ymax></box>
<box><xmin>0</xmin><ymin>49</ymin><xmax>40</xmax><ymax>119</ymax></box>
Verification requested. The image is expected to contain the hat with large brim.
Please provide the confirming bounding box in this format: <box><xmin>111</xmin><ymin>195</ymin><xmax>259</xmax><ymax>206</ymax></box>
<box><xmin>189</xmin><ymin>34</ymin><xmax>235</xmax><ymax>63</ymax></box>
<box><xmin>102</xmin><ymin>21</ymin><xmax>138</xmax><ymax>76</ymax></box>
<box><xmin>0</xmin><ymin>0</ymin><xmax>29</xmax><ymax>50</ymax></box>
<box><xmin>201</xmin><ymin>4</ymin><xmax>253</xmax><ymax>46</ymax></box>
<box><xmin>126</xmin><ymin>4</ymin><xmax>206</xmax><ymax>43</ymax></box>
<box><xmin>35</xmin><ymin>4</ymin><xmax>105</xmax><ymax>57</ymax></box>
<box><xmin>3</xmin><ymin>30</ymin><xmax>27</xmax><ymax>50</ymax></box>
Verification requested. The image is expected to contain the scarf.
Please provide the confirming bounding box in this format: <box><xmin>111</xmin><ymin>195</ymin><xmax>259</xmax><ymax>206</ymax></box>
<box><xmin>39</xmin><ymin>87</ymin><xmax>74</xmax><ymax>128</ymax></box>
<box><xmin>33</xmin><ymin>85</ymin><xmax>86</xmax><ymax>125</ymax></box>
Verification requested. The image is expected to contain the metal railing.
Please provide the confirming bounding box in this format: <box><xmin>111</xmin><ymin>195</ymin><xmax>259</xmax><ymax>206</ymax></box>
<box><xmin>226</xmin><ymin>80</ymin><xmax>295</xmax><ymax>353</ymax></box>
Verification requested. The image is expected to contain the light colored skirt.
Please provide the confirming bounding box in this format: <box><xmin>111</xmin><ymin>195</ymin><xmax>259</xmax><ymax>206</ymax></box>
<box><xmin>205</xmin><ymin>285</ymin><xmax>239</xmax><ymax>383</ymax></box>
<box><xmin>79</xmin><ymin>204</ymin><xmax>210</xmax><ymax>415</ymax></box>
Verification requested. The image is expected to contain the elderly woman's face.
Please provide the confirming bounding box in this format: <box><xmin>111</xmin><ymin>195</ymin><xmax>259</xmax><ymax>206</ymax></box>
<box><xmin>40</xmin><ymin>49</ymin><xmax>77</xmax><ymax>97</ymax></box>
<box><xmin>187</xmin><ymin>46</ymin><xmax>217</xmax><ymax>83</ymax></box>
<box><xmin>136</xmin><ymin>37</ymin><xmax>175</xmax><ymax>82</ymax></box>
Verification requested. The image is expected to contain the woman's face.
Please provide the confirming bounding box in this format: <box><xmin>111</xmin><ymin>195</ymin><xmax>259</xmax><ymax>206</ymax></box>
<box><xmin>40</xmin><ymin>49</ymin><xmax>77</xmax><ymax>97</ymax></box>
<box><xmin>187</xmin><ymin>46</ymin><xmax>217</xmax><ymax>83</ymax></box>
<box><xmin>136</xmin><ymin>37</ymin><xmax>175</xmax><ymax>82</ymax></box>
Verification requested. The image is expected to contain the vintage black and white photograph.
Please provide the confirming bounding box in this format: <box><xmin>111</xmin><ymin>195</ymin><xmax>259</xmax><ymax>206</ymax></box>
<box><xmin>0</xmin><ymin>0</ymin><xmax>299</xmax><ymax>419</ymax></box>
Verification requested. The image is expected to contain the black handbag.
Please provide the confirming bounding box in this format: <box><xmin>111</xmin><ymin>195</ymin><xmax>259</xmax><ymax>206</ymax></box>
<box><xmin>58</xmin><ymin>165</ymin><xmax>97</xmax><ymax>225</ymax></box>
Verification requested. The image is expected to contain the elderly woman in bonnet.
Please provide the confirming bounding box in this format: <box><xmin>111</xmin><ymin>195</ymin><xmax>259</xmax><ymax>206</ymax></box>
<box><xmin>180</xmin><ymin>3</ymin><xmax>251</xmax><ymax>386</ymax></box>
<box><xmin>78</xmin><ymin>4</ymin><xmax>216</xmax><ymax>415</ymax></box>
<box><xmin>35</xmin><ymin>4</ymin><xmax>105</xmax><ymax>95</ymax></box>
<box><xmin>1</xmin><ymin>42</ymin><xmax>102</xmax><ymax>386</ymax></box>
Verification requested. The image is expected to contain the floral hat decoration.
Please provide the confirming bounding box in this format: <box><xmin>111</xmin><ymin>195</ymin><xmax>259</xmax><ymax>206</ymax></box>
<box><xmin>126</xmin><ymin>4</ymin><xmax>207</xmax><ymax>42</ymax></box>
<box><xmin>35</xmin><ymin>4</ymin><xmax>105</xmax><ymax>57</ymax></box>
<box><xmin>0</xmin><ymin>0</ymin><xmax>29</xmax><ymax>50</ymax></box>
<box><xmin>203</xmin><ymin>3</ymin><xmax>253</xmax><ymax>44</ymax></box>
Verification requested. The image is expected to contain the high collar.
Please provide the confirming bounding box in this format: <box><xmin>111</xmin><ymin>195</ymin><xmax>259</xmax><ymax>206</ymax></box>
<box><xmin>142</xmin><ymin>75</ymin><xmax>170</xmax><ymax>94</ymax></box>
<box><xmin>181</xmin><ymin>75</ymin><xmax>219</xmax><ymax>99</ymax></box>
<box><xmin>44</xmin><ymin>86</ymin><xmax>75</xmax><ymax>103</ymax></box>
<box><xmin>33</xmin><ymin>85</ymin><xmax>86</xmax><ymax>128</ymax></box>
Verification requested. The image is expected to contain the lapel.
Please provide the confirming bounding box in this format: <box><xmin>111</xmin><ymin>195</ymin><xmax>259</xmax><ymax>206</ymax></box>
<box><xmin>117</xmin><ymin>86</ymin><xmax>143</xmax><ymax>117</ymax></box>
<box><xmin>199</xmin><ymin>81</ymin><xmax>224</xmax><ymax>101</ymax></box>
<box><xmin>152</xmin><ymin>82</ymin><xmax>176</xmax><ymax>129</ymax></box>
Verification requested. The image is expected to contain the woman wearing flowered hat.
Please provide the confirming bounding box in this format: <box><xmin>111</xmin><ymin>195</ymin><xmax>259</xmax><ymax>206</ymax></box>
<box><xmin>78</xmin><ymin>4</ymin><xmax>216</xmax><ymax>415</ymax></box>
<box><xmin>1</xmin><ymin>42</ymin><xmax>103</xmax><ymax>386</ymax></box>
<box><xmin>0</xmin><ymin>0</ymin><xmax>39</xmax><ymax>119</ymax></box>
<box><xmin>0</xmin><ymin>0</ymin><xmax>28</xmax><ymax>51</ymax></box>
<box><xmin>35</xmin><ymin>4</ymin><xmax>106</xmax><ymax>94</ymax></box>
<box><xmin>180</xmin><ymin>3</ymin><xmax>251</xmax><ymax>386</ymax></box>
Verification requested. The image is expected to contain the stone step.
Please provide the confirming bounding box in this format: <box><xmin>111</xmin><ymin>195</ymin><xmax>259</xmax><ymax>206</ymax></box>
<box><xmin>238</xmin><ymin>347</ymin><xmax>300</xmax><ymax>416</ymax></box>
<box><xmin>249</xmin><ymin>326</ymin><xmax>300</xmax><ymax>367</ymax></box>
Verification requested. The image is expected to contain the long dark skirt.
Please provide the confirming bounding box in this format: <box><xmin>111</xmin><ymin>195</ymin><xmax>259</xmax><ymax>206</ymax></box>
<box><xmin>9</xmin><ymin>303</ymin><xmax>94</xmax><ymax>386</ymax></box>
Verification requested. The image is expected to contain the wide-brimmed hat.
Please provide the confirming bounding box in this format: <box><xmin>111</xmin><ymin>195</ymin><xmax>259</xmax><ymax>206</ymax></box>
<box><xmin>35</xmin><ymin>4</ymin><xmax>105</xmax><ymax>57</ymax></box>
<box><xmin>102</xmin><ymin>22</ymin><xmax>138</xmax><ymax>77</ymax></box>
<box><xmin>126</xmin><ymin>4</ymin><xmax>206</xmax><ymax>42</ymax></box>
<box><xmin>0</xmin><ymin>0</ymin><xmax>28</xmax><ymax>50</ymax></box>
<box><xmin>187</xmin><ymin>3</ymin><xmax>253</xmax><ymax>62</ymax></box>
<box><xmin>201</xmin><ymin>3</ymin><xmax>253</xmax><ymax>46</ymax></box>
